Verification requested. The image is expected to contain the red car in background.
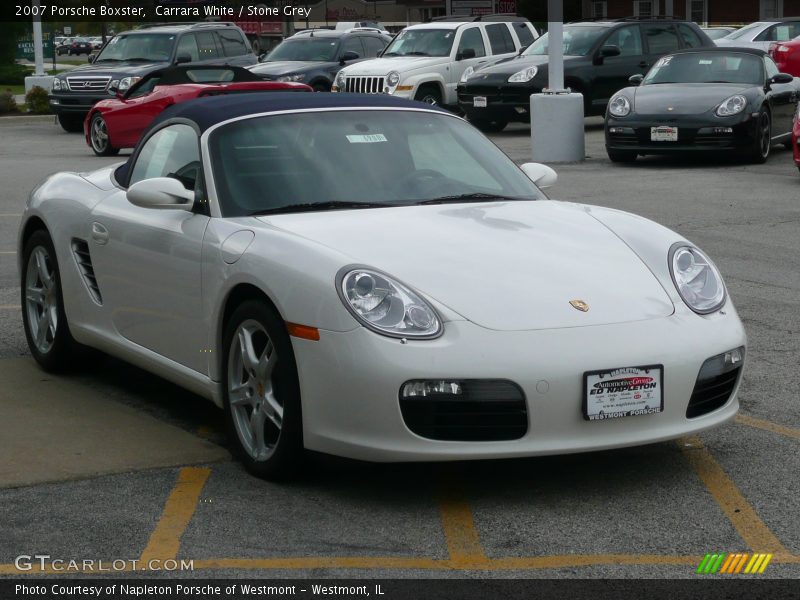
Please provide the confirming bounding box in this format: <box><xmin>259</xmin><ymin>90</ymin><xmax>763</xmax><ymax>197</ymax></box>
<box><xmin>84</xmin><ymin>65</ymin><xmax>310</xmax><ymax>156</ymax></box>
<box><xmin>792</xmin><ymin>107</ymin><xmax>800</xmax><ymax>173</ymax></box>
<box><xmin>770</xmin><ymin>39</ymin><xmax>800</xmax><ymax>76</ymax></box>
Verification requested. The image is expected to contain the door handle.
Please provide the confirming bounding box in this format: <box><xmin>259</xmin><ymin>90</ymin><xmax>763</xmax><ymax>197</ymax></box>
<box><xmin>91</xmin><ymin>222</ymin><xmax>109</xmax><ymax>245</ymax></box>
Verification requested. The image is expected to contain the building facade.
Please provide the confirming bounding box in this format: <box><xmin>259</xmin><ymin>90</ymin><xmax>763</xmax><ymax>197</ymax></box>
<box><xmin>581</xmin><ymin>0</ymin><xmax>800</xmax><ymax>25</ymax></box>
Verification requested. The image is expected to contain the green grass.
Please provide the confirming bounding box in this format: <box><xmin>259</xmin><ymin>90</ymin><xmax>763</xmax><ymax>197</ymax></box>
<box><xmin>2</xmin><ymin>85</ymin><xmax>25</xmax><ymax>96</ymax></box>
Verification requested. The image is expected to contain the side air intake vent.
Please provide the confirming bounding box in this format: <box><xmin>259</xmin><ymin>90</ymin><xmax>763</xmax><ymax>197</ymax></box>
<box><xmin>71</xmin><ymin>239</ymin><xmax>102</xmax><ymax>304</ymax></box>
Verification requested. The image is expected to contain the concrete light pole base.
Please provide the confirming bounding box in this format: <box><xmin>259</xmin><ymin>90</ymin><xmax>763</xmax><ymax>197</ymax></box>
<box><xmin>25</xmin><ymin>75</ymin><xmax>54</xmax><ymax>94</ymax></box>
<box><xmin>530</xmin><ymin>92</ymin><xmax>586</xmax><ymax>163</ymax></box>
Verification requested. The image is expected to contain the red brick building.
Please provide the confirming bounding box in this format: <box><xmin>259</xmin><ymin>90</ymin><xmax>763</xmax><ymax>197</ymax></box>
<box><xmin>580</xmin><ymin>0</ymin><xmax>800</xmax><ymax>25</ymax></box>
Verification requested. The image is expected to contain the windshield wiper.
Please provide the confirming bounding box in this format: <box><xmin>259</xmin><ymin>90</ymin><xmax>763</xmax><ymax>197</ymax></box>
<box><xmin>407</xmin><ymin>51</ymin><xmax>430</xmax><ymax>56</ymax></box>
<box><xmin>413</xmin><ymin>193</ymin><xmax>526</xmax><ymax>205</ymax></box>
<box><xmin>93</xmin><ymin>58</ymin><xmax>120</xmax><ymax>63</ymax></box>
<box><xmin>248</xmin><ymin>200</ymin><xmax>400</xmax><ymax>216</ymax></box>
<box><xmin>124</xmin><ymin>57</ymin><xmax>155</xmax><ymax>62</ymax></box>
<box><xmin>382</xmin><ymin>51</ymin><xmax>401</xmax><ymax>56</ymax></box>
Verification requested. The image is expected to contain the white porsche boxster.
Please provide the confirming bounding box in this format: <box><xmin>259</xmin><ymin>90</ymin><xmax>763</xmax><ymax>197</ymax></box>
<box><xmin>19</xmin><ymin>94</ymin><xmax>746</xmax><ymax>479</ymax></box>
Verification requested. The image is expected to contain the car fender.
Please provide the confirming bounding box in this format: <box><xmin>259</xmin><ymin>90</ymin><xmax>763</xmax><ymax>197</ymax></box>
<box><xmin>397</xmin><ymin>73</ymin><xmax>448</xmax><ymax>102</ymax></box>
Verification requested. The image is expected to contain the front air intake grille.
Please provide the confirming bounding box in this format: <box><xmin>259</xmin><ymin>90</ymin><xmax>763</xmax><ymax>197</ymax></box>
<box><xmin>400</xmin><ymin>379</ymin><xmax>527</xmax><ymax>441</ymax></box>
<box><xmin>343</xmin><ymin>76</ymin><xmax>385</xmax><ymax>93</ymax></box>
<box><xmin>71</xmin><ymin>239</ymin><xmax>102</xmax><ymax>304</ymax></box>
<box><xmin>687</xmin><ymin>366</ymin><xmax>742</xmax><ymax>418</ymax></box>
<box><xmin>65</xmin><ymin>76</ymin><xmax>111</xmax><ymax>92</ymax></box>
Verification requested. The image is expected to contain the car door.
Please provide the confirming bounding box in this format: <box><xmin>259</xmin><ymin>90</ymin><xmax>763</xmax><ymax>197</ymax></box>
<box><xmin>448</xmin><ymin>26</ymin><xmax>490</xmax><ymax>103</ymax></box>
<box><xmin>106</xmin><ymin>77</ymin><xmax>174</xmax><ymax>147</ymax></box>
<box><xmin>88</xmin><ymin>123</ymin><xmax>210</xmax><ymax>374</ymax></box>
<box><xmin>590</xmin><ymin>24</ymin><xmax>647</xmax><ymax>112</ymax></box>
<box><xmin>764</xmin><ymin>55</ymin><xmax>796</xmax><ymax>136</ymax></box>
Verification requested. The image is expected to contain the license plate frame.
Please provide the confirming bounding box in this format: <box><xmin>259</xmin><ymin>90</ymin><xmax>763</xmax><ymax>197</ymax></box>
<box><xmin>473</xmin><ymin>96</ymin><xmax>487</xmax><ymax>108</ymax></box>
<box><xmin>651</xmin><ymin>126</ymin><xmax>678</xmax><ymax>142</ymax></box>
<box><xmin>583</xmin><ymin>364</ymin><xmax>664</xmax><ymax>421</ymax></box>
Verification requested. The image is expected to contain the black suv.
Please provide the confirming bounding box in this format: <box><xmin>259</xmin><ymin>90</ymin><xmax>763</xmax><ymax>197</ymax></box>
<box><xmin>249</xmin><ymin>28</ymin><xmax>393</xmax><ymax>92</ymax></box>
<box><xmin>458</xmin><ymin>18</ymin><xmax>715</xmax><ymax>131</ymax></box>
<box><xmin>50</xmin><ymin>22</ymin><xmax>256</xmax><ymax>132</ymax></box>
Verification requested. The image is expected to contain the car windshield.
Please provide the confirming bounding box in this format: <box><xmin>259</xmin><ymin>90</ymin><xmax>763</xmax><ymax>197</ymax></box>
<box><xmin>523</xmin><ymin>25</ymin><xmax>607</xmax><ymax>57</ymax></box>
<box><xmin>267</xmin><ymin>38</ymin><xmax>340</xmax><ymax>62</ymax></box>
<box><xmin>95</xmin><ymin>33</ymin><xmax>176</xmax><ymax>62</ymax></box>
<box><xmin>209</xmin><ymin>110</ymin><xmax>545</xmax><ymax>216</ymax></box>
<box><xmin>722</xmin><ymin>22</ymin><xmax>767</xmax><ymax>40</ymax></box>
<box><xmin>643</xmin><ymin>52</ymin><xmax>763</xmax><ymax>85</ymax></box>
<box><xmin>382</xmin><ymin>29</ymin><xmax>455</xmax><ymax>57</ymax></box>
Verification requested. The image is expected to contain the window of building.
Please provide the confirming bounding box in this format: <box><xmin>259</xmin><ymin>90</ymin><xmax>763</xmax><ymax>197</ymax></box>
<box><xmin>633</xmin><ymin>0</ymin><xmax>654</xmax><ymax>18</ymax></box>
<box><xmin>591</xmin><ymin>1</ymin><xmax>607</xmax><ymax>18</ymax></box>
<box><xmin>760</xmin><ymin>0</ymin><xmax>783</xmax><ymax>19</ymax></box>
<box><xmin>687</xmin><ymin>0</ymin><xmax>707</xmax><ymax>25</ymax></box>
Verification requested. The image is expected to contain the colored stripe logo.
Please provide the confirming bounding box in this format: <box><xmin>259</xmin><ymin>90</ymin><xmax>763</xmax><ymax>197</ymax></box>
<box><xmin>696</xmin><ymin>552</ymin><xmax>773</xmax><ymax>574</ymax></box>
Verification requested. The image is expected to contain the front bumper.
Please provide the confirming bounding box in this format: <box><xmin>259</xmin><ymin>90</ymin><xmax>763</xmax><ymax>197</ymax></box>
<box><xmin>48</xmin><ymin>92</ymin><xmax>111</xmax><ymax>115</ymax></box>
<box><xmin>605</xmin><ymin>112</ymin><xmax>759</xmax><ymax>154</ymax></box>
<box><xmin>457</xmin><ymin>82</ymin><xmax>537</xmax><ymax>123</ymax></box>
<box><xmin>293</xmin><ymin>308</ymin><xmax>746</xmax><ymax>462</ymax></box>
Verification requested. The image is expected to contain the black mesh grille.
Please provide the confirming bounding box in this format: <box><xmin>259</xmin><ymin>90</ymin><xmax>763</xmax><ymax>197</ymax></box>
<box><xmin>400</xmin><ymin>380</ymin><xmax>527</xmax><ymax>441</ymax></box>
<box><xmin>687</xmin><ymin>367</ymin><xmax>741</xmax><ymax>418</ymax></box>
<box><xmin>71</xmin><ymin>239</ymin><xmax>102</xmax><ymax>304</ymax></box>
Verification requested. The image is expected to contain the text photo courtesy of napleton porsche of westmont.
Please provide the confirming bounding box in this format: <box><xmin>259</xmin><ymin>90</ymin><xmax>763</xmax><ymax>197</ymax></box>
<box><xmin>1</xmin><ymin>0</ymin><xmax>800</xmax><ymax>598</ymax></box>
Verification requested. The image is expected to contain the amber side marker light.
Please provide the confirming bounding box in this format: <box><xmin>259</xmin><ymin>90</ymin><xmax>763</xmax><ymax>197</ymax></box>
<box><xmin>286</xmin><ymin>323</ymin><xmax>321</xmax><ymax>341</ymax></box>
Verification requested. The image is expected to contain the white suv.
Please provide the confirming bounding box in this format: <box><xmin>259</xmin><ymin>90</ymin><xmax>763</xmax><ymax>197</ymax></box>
<box><xmin>333</xmin><ymin>16</ymin><xmax>538</xmax><ymax>107</ymax></box>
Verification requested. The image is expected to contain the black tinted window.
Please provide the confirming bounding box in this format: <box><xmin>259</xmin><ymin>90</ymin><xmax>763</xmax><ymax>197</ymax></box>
<box><xmin>176</xmin><ymin>34</ymin><xmax>200</xmax><ymax>61</ymax></box>
<box><xmin>340</xmin><ymin>36</ymin><xmax>365</xmax><ymax>57</ymax></box>
<box><xmin>677</xmin><ymin>24</ymin><xmax>703</xmax><ymax>48</ymax></box>
<box><xmin>362</xmin><ymin>36</ymin><xmax>387</xmax><ymax>57</ymax></box>
<box><xmin>458</xmin><ymin>27</ymin><xmax>486</xmax><ymax>58</ymax></box>
<box><xmin>218</xmin><ymin>30</ymin><xmax>248</xmax><ymax>57</ymax></box>
<box><xmin>196</xmin><ymin>32</ymin><xmax>220</xmax><ymax>60</ymax></box>
<box><xmin>643</xmin><ymin>24</ymin><xmax>680</xmax><ymax>54</ymax></box>
<box><xmin>605</xmin><ymin>25</ymin><xmax>643</xmax><ymax>56</ymax></box>
<box><xmin>486</xmin><ymin>24</ymin><xmax>515</xmax><ymax>54</ymax></box>
<box><xmin>514</xmin><ymin>23</ymin><xmax>535</xmax><ymax>47</ymax></box>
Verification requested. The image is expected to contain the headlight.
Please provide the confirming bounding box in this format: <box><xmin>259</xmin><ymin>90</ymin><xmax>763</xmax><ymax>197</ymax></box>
<box><xmin>118</xmin><ymin>76</ymin><xmax>141</xmax><ymax>92</ymax></box>
<box><xmin>669</xmin><ymin>244</ymin><xmax>726</xmax><ymax>314</ymax></box>
<box><xmin>608</xmin><ymin>95</ymin><xmax>631</xmax><ymax>117</ymax></box>
<box><xmin>277</xmin><ymin>74</ymin><xmax>306</xmax><ymax>82</ymax></box>
<box><xmin>335</xmin><ymin>70</ymin><xmax>347</xmax><ymax>89</ymax></box>
<box><xmin>508</xmin><ymin>66</ymin><xmax>538</xmax><ymax>83</ymax></box>
<box><xmin>460</xmin><ymin>66</ymin><xmax>475</xmax><ymax>83</ymax></box>
<box><xmin>52</xmin><ymin>78</ymin><xmax>62</xmax><ymax>91</ymax></box>
<box><xmin>387</xmin><ymin>71</ymin><xmax>400</xmax><ymax>87</ymax></box>
<box><xmin>716</xmin><ymin>95</ymin><xmax>747</xmax><ymax>117</ymax></box>
<box><xmin>338</xmin><ymin>268</ymin><xmax>442</xmax><ymax>339</ymax></box>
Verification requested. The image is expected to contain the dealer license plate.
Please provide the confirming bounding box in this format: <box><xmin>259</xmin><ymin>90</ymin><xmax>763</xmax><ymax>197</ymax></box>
<box><xmin>583</xmin><ymin>365</ymin><xmax>663</xmax><ymax>421</ymax></box>
<box><xmin>651</xmin><ymin>126</ymin><xmax>678</xmax><ymax>142</ymax></box>
<box><xmin>473</xmin><ymin>96</ymin><xmax>487</xmax><ymax>108</ymax></box>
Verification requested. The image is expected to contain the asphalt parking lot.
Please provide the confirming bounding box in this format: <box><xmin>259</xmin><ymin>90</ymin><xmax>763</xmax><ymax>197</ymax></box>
<box><xmin>0</xmin><ymin>115</ymin><xmax>798</xmax><ymax>579</ymax></box>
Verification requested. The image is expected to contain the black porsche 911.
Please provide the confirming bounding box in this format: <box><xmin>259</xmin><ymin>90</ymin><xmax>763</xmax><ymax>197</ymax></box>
<box><xmin>605</xmin><ymin>47</ymin><xmax>800</xmax><ymax>163</ymax></box>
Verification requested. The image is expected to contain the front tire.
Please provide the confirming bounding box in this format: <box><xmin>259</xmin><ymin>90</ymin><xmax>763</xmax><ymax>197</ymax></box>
<box><xmin>747</xmin><ymin>108</ymin><xmax>771</xmax><ymax>164</ymax></box>
<box><xmin>222</xmin><ymin>300</ymin><xmax>304</xmax><ymax>479</ymax></box>
<box><xmin>58</xmin><ymin>114</ymin><xmax>84</xmax><ymax>133</ymax></box>
<box><xmin>21</xmin><ymin>230</ymin><xmax>82</xmax><ymax>372</ymax></box>
<box><xmin>89</xmin><ymin>113</ymin><xmax>119</xmax><ymax>157</ymax></box>
<box><xmin>607</xmin><ymin>148</ymin><xmax>638</xmax><ymax>163</ymax></box>
<box><xmin>415</xmin><ymin>84</ymin><xmax>442</xmax><ymax>106</ymax></box>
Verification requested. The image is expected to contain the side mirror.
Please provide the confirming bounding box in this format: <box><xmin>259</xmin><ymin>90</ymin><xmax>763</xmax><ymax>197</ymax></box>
<box><xmin>770</xmin><ymin>72</ymin><xmax>794</xmax><ymax>85</ymax></box>
<box><xmin>594</xmin><ymin>45</ymin><xmax>621</xmax><ymax>65</ymax></box>
<box><xmin>127</xmin><ymin>177</ymin><xmax>195</xmax><ymax>211</ymax></box>
<box><xmin>518</xmin><ymin>45</ymin><xmax>529</xmax><ymax>55</ymax></box>
<box><xmin>339</xmin><ymin>51</ymin><xmax>360</xmax><ymax>65</ymax></box>
<box><xmin>175</xmin><ymin>54</ymin><xmax>192</xmax><ymax>65</ymax></box>
<box><xmin>456</xmin><ymin>48</ymin><xmax>476</xmax><ymax>61</ymax></box>
<box><xmin>258</xmin><ymin>53</ymin><xmax>267</xmax><ymax>63</ymax></box>
<box><xmin>87</xmin><ymin>54</ymin><xmax>95</xmax><ymax>64</ymax></box>
<box><xmin>628</xmin><ymin>73</ymin><xmax>644</xmax><ymax>86</ymax></box>
<box><xmin>520</xmin><ymin>162</ymin><xmax>558</xmax><ymax>189</ymax></box>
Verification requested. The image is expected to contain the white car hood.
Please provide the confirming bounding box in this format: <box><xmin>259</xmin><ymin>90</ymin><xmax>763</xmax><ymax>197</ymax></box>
<box><xmin>259</xmin><ymin>201</ymin><xmax>675</xmax><ymax>331</ymax></box>
<box><xmin>342</xmin><ymin>56</ymin><xmax>451</xmax><ymax>76</ymax></box>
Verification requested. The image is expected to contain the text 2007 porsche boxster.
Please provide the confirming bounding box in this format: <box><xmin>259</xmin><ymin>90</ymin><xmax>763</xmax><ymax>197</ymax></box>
<box><xmin>605</xmin><ymin>48</ymin><xmax>800</xmax><ymax>163</ymax></box>
<box><xmin>20</xmin><ymin>94</ymin><xmax>746</xmax><ymax>479</ymax></box>
<box><xmin>83</xmin><ymin>65</ymin><xmax>310</xmax><ymax>157</ymax></box>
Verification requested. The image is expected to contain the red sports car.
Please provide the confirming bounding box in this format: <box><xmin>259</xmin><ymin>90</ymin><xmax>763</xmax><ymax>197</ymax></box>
<box><xmin>84</xmin><ymin>65</ymin><xmax>310</xmax><ymax>156</ymax></box>
<box><xmin>769</xmin><ymin>39</ymin><xmax>800</xmax><ymax>77</ymax></box>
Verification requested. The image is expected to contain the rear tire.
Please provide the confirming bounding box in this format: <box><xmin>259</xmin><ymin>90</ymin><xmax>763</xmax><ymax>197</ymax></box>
<box><xmin>607</xmin><ymin>149</ymin><xmax>638</xmax><ymax>163</ymax></box>
<box><xmin>469</xmin><ymin>118</ymin><xmax>508</xmax><ymax>133</ymax></box>
<box><xmin>21</xmin><ymin>230</ymin><xmax>84</xmax><ymax>372</ymax></box>
<box><xmin>311</xmin><ymin>82</ymin><xmax>329</xmax><ymax>93</ymax></box>
<box><xmin>222</xmin><ymin>300</ymin><xmax>304</xmax><ymax>480</ymax></box>
<box><xmin>89</xmin><ymin>113</ymin><xmax>119</xmax><ymax>157</ymax></box>
<box><xmin>58</xmin><ymin>114</ymin><xmax>84</xmax><ymax>133</ymax></box>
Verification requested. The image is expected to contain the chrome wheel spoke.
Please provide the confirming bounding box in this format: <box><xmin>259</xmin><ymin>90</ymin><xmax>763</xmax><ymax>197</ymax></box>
<box><xmin>26</xmin><ymin>286</ymin><xmax>45</xmax><ymax>306</ymax></box>
<box><xmin>250</xmin><ymin>406</ymin><xmax>267</xmax><ymax>456</ymax></box>
<box><xmin>263</xmin><ymin>391</ymin><xmax>283</xmax><ymax>429</ymax></box>
<box><xmin>238</xmin><ymin>327</ymin><xmax>260</xmax><ymax>376</ymax></box>
<box><xmin>256</xmin><ymin>339</ymin><xmax>276</xmax><ymax>382</ymax></box>
<box><xmin>35</xmin><ymin>311</ymin><xmax>49</xmax><ymax>347</ymax></box>
<box><xmin>229</xmin><ymin>381</ymin><xmax>251</xmax><ymax>407</ymax></box>
<box><xmin>34</xmin><ymin>250</ymin><xmax>53</xmax><ymax>290</ymax></box>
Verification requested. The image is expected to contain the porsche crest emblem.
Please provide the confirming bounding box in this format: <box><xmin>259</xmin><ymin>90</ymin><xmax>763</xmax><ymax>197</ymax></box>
<box><xmin>569</xmin><ymin>299</ymin><xmax>589</xmax><ymax>312</ymax></box>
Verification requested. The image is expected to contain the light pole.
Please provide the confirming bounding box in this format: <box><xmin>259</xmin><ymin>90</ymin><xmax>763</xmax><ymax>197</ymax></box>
<box><xmin>529</xmin><ymin>0</ymin><xmax>585</xmax><ymax>163</ymax></box>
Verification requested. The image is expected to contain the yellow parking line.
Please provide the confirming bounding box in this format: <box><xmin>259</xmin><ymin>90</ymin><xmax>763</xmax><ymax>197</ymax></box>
<box><xmin>139</xmin><ymin>467</ymin><xmax>211</xmax><ymax>563</ymax></box>
<box><xmin>0</xmin><ymin>305</ymin><xmax>20</xmax><ymax>310</ymax></box>
<box><xmin>437</xmin><ymin>475</ymin><xmax>487</xmax><ymax>566</ymax></box>
<box><xmin>679</xmin><ymin>437</ymin><xmax>790</xmax><ymax>557</ymax></box>
<box><xmin>736</xmin><ymin>414</ymin><xmax>800</xmax><ymax>442</ymax></box>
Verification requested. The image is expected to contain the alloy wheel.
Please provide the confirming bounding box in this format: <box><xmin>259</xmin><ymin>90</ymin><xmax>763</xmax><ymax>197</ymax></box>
<box><xmin>227</xmin><ymin>319</ymin><xmax>282</xmax><ymax>461</ymax></box>
<box><xmin>25</xmin><ymin>246</ymin><xmax>58</xmax><ymax>355</ymax></box>
<box><xmin>91</xmin><ymin>116</ymin><xmax>109</xmax><ymax>154</ymax></box>
<box><xmin>760</xmin><ymin>113</ymin><xmax>771</xmax><ymax>159</ymax></box>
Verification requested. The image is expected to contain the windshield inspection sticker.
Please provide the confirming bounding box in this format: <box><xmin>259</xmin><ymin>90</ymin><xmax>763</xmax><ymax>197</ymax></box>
<box><xmin>346</xmin><ymin>134</ymin><xmax>388</xmax><ymax>144</ymax></box>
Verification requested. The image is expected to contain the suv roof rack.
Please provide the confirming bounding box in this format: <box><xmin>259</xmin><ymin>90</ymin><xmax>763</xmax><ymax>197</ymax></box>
<box><xmin>292</xmin><ymin>27</ymin><xmax>337</xmax><ymax>36</ymax></box>
<box><xmin>428</xmin><ymin>13</ymin><xmax>526</xmax><ymax>23</ymax></box>
<box><xmin>347</xmin><ymin>27</ymin><xmax>385</xmax><ymax>33</ymax></box>
<box><xmin>613</xmin><ymin>15</ymin><xmax>685</xmax><ymax>21</ymax></box>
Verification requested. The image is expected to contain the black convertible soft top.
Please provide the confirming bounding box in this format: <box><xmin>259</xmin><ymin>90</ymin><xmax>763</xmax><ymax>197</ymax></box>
<box><xmin>669</xmin><ymin>46</ymin><xmax>768</xmax><ymax>57</ymax></box>
<box><xmin>145</xmin><ymin>65</ymin><xmax>266</xmax><ymax>86</ymax></box>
